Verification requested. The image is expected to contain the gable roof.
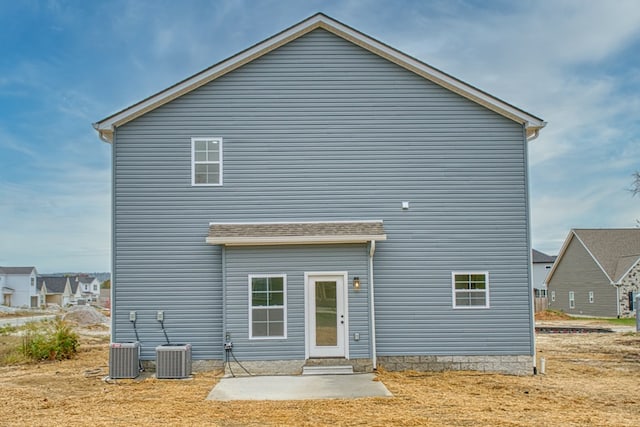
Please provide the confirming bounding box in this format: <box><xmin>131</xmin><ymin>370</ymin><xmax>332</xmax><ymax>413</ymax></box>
<box><xmin>77</xmin><ymin>276</ymin><xmax>97</xmax><ymax>285</ymax></box>
<box><xmin>546</xmin><ymin>229</ymin><xmax>640</xmax><ymax>285</ymax></box>
<box><xmin>37</xmin><ymin>276</ymin><xmax>79</xmax><ymax>294</ymax></box>
<box><xmin>94</xmin><ymin>13</ymin><xmax>545</xmax><ymax>143</ymax></box>
<box><xmin>532</xmin><ymin>249</ymin><xmax>556</xmax><ymax>264</ymax></box>
<box><xmin>0</xmin><ymin>267</ymin><xmax>36</xmax><ymax>275</ymax></box>
<box><xmin>207</xmin><ymin>220</ymin><xmax>387</xmax><ymax>246</ymax></box>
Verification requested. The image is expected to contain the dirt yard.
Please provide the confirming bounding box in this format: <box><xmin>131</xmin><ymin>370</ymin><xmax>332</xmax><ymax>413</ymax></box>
<box><xmin>0</xmin><ymin>322</ymin><xmax>638</xmax><ymax>426</ymax></box>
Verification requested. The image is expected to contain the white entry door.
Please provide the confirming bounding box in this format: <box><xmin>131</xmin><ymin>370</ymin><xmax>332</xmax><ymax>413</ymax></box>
<box><xmin>306</xmin><ymin>273</ymin><xmax>348</xmax><ymax>358</ymax></box>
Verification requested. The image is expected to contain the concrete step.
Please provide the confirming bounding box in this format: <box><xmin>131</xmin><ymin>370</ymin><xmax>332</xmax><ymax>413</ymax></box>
<box><xmin>302</xmin><ymin>365</ymin><xmax>354</xmax><ymax>375</ymax></box>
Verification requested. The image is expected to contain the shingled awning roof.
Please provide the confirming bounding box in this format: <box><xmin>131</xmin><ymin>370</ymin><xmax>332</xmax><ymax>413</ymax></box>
<box><xmin>207</xmin><ymin>221</ymin><xmax>386</xmax><ymax>246</ymax></box>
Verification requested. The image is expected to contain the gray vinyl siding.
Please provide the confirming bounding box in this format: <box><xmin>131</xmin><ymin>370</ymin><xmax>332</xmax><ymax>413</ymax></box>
<box><xmin>112</xmin><ymin>29</ymin><xmax>533</xmax><ymax>360</ymax></box>
<box><xmin>225</xmin><ymin>244</ymin><xmax>369</xmax><ymax>360</ymax></box>
<box><xmin>548</xmin><ymin>237</ymin><xmax>617</xmax><ymax>317</ymax></box>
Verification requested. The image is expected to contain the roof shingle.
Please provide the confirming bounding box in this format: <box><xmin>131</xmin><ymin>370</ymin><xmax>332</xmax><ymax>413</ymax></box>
<box><xmin>207</xmin><ymin>221</ymin><xmax>386</xmax><ymax>245</ymax></box>
<box><xmin>573</xmin><ymin>228</ymin><xmax>640</xmax><ymax>283</ymax></box>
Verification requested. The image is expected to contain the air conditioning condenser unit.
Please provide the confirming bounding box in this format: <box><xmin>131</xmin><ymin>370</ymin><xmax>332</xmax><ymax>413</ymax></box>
<box><xmin>109</xmin><ymin>342</ymin><xmax>140</xmax><ymax>379</ymax></box>
<box><xmin>156</xmin><ymin>343</ymin><xmax>192</xmax><ymax>379</ymax></box>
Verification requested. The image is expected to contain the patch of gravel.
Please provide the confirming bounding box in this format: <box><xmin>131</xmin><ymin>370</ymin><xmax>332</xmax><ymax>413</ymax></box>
<box><xmin>63</xmin><ymin>306</ymin><xmax>108</xmax><ymax>326</ymax></box>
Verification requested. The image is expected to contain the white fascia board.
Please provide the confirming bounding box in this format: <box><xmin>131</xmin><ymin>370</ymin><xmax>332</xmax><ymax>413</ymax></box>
<box><xmin>206</xmin><ymin>234</ymin><xmax>387</xmax><ymax>246</ymax></box>
<box><xmin>613</xmin><ymin>255</ymin><xmax>640</xmax><ymax>285</ymax></box>
<box><xmin>93</xmin><ymin>13</ymin><xmax>545</xmax><ymax>143</ymax></box>
<box><xmin>93</xmin><ymin>15</ymin><xmax>328</xmax><ymax>143</ymax></box>
<box><xmin>571</xmin><ymin>232</ymin><xmax>615</xmax><ymax>284</ymax></box>
<box><xmin>318</xmin><ymin>18</ymin><xmax>546</xmax><ymax>134</ymax></box>
<box><xmin>543</xmin><ymin>230</ymin><xmax>573</xmax><ymax>286</ymax></box>
<box><xmin>545</xmin><ymin>230</ymin><xmax>614</xmax><ymax>286</ymax></box>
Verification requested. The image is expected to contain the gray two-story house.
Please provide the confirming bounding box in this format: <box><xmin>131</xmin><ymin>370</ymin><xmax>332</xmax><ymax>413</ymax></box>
<box><xmin>94</xmin><ymin>14</ymin><xmax>545</xmax><ymax>375</ymax></box>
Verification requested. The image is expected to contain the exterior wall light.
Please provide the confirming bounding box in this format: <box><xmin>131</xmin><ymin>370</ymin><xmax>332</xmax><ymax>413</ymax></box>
<box><xmin>353</xmin><ymin>276</ymin><xmax>360</xmax><ymax>290</ymax></box>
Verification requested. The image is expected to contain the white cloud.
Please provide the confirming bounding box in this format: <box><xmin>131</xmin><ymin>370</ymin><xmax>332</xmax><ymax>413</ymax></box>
<box><xmin>0</xmin><ymin>165</ymin><xmax>110</xmax><ymax>272</ymax></box>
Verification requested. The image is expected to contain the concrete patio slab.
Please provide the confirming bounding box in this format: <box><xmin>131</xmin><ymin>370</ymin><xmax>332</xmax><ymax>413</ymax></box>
<box><xmin>207</xmin><ymin>373</ymin><xmax>392</xmax><ymax>401</ymax></box>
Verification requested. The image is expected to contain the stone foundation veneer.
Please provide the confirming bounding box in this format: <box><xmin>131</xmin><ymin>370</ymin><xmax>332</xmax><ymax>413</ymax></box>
<box><xmin>377</xmin><ymin>355</ymin><xmax>534</xmax><ymax>375</ymax></box>
<box><xmin>618</xmin><ymin>262</ymin><xmax>640</xmax><ymax>318</ymax></box>
<box><xmin>143</xmin><ymin>356</ymin><xmax>532</xmax><ymax>375</ymax></box>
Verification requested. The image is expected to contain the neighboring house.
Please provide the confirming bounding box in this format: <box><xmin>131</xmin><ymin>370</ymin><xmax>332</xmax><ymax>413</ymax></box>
<box><xmin>546</xmin><ymin>229</ymin><xmax>640</xmax><ymax>318</ymax></box>
<box><xmin>93</xmin><ymin>14</ymin><xmax>545</xmax><ymax>375</ymax></box>
<box><xmin>0</xmin><ymin>267</ymin><xmax>38</xmax><ymax>308</ymax></box>
<box><xmin>76</xmin><ymin>275</ymin><xmax>101</xmax><ymax>303</ymax></box>
<box><xmin>37</xmin><ymin>276</ymin><xmax>80</xmax><ymax>307</ymax></box>
<box><xmin>531</xmin><ymin>249</ymin><xmax>556</xmax><ymax>297</ymax></box>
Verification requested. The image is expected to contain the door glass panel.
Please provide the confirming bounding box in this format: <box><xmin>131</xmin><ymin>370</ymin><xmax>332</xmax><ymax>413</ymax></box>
<box><xmin>315</xmin><ymin>281</ymin><xmax>337</xmax><ymax>346</ymax></box>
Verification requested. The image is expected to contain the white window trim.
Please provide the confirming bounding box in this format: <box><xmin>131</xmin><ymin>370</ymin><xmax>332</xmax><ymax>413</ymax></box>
<box><xmin>191</xmin><ymin>137</ymin><xmax>223</xmax><ymax>186</ymax></box>
<box><xmin>451</xmin><ymin>271</ymin><xmax>490</xmax><ymax>309</ymax></box>
<box><xmin>551</xmin><ymin>290</ymin><xmax>556</xmax><ymax>302</ymax></box>
<box><xmin>569</xmin><ymin>291</ymin><xmax>575</xmax><ymax>309</ymax></box>
<box><xmin>248</xmin><ymin>274</ymin><xmax>287</xmax><ymax>340</ymax></box>
<box><xmin>588</xmin><ymin>291</ymin><xmax>594</xmax><ymax>304</ymax></box>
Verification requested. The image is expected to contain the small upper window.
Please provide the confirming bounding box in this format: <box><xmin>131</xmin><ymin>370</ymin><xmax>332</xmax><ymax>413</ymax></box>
<box><xmin>588</xmin><ymin>291</ymin><xmax>594</xmax><ymax>304</ymax></box>
<box><xmin>452</xmin><ymin>272</ymin><xmax>489</xmax><ymax>309</ymax></box>
<box><xmin>192</xmin><ymin>137</ymin><xmax>222</xmax><ymax>186</ymax></box>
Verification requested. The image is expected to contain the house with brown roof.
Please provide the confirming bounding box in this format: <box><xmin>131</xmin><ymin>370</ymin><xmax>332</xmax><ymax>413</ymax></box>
<box><xmin>93</xmin><ymin>14</ymin><xmax>545</xmax><ymax>375</ymax></box>
<box><xmin>545</xmin><ymin>229</ymin><xmax>640</xmax><ymax>318</ymax></box>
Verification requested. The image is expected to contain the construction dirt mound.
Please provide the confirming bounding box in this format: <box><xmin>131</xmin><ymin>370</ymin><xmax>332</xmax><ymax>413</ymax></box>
<box><xmin>63</xmin><ymin>306</ymin><xmax>108</xmax><ymax>326</ymax></box>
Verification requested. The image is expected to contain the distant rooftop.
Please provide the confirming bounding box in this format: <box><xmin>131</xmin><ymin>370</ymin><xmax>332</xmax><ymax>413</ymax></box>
<box><xmin>532</xmin><ymin>249</ymin><xmax>556</xmax><ymax>263</ymax></box>
<box><xmin>0</xmin><ymin>266</ymin><xmax>36</xmax><ymax>275</ymax></box>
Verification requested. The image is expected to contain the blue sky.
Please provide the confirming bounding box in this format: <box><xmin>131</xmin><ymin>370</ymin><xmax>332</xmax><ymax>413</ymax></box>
<box><xmin>1</xmin><ymin>0</ymin><xmax>639</xmax><ymax>272</ymax></box>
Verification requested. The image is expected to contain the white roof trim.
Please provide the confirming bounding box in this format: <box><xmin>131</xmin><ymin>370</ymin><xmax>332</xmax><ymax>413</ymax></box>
<box><xmin>94</xmin><ymin>13</ymin><xmax>545</xmax><ymax>143</ymax></box>
<box><xmin>613</xmin><ymin>255</ymin><xmax>640</xmax><ymax>285</ymax></box>
<box><xmin>543</xmin><ymin>231</ymin><xmax>574</xmax><ymax>286</ymax></box>
<box><xmin>544</xmin><ymin>230</ymin><xmax>615</xmax><ymax>286</ymax></box>
<box><xmin>571</xmin><ymin>231</ymin><xmax>614</xmax><ymax>284</ymax></box>
<box><xmin>206</xmin><ymin>234</ymin><xmax>387</xmax><ymax>246</ymax></box>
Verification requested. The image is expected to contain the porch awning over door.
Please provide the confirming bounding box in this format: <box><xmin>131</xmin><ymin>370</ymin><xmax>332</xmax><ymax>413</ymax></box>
<box><xmin>206</xmin><ymin>220</ymin><xmax>386</xmax><ymax>246</ymax></box>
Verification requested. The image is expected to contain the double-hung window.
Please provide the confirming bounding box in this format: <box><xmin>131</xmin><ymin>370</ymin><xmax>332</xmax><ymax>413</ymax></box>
<box><xmin>452</xmin><ymin>272</ymin><xmax>489</xmax><ymax>308</ymax></box>
<box><xmin>192</xmin><ymin>137</ymin><xmax>222</xmax><ymax>185</ymax></box>
<box><xmin>569</xmin><ymin>291</ymin><xmax>575</xmax><ymax>309</ymax></box>
<box><xmin>249</xmin><ymin>275</ymin><xmax>286</xmax><ymax>339</ymax></box>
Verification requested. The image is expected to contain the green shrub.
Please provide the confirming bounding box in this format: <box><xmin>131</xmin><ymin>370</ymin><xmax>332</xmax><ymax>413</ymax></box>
<box><xmin>0</xmin><ymin>325</ymin><xmax>17</xmax><ymax>335</ymax></box>
<box><xmin>22</xmin><ymin>318</ymin><xmax>79</xmax><ymax>361</ymax></box>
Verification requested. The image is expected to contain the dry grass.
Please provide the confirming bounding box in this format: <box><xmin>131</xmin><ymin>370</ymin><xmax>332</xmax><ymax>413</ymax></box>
<box><xmin>535</xmin><ymin>309</ymin><xmax>572</xmax><ymax>320</ymax></box>
<box><xmin>0</xmin><ymin>327</ymin><xmax>638</xmax><ymax>426</ymax></box>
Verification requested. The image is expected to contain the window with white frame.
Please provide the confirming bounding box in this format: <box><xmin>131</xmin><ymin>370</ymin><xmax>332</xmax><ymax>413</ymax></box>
<box><xmin>569</xmin><ymin>291</ymin><xmax>575</xmax><ymax>309</ymax></box>
<box><xmin>452</xmin><ymin>272</ymin><xmax>489</xmax><ymax>308</ymax></box>
<box><xmin>249</xmin><ymin>275</ymin><xmax>286</xmax><ymax>338</ymax></box>
<box><xmin>551</xmin><ymin>290</ymin><xmax>556</xmax><ymax>302</ymax></box>
<box><xmin>588</xmin><ymin>291</ymin><xmax>594</xmax><ymax>304</ymax></box>
<box><xmin>534</xmin><ymin>288</ymin><xmax>547</xmax><ymax>298</ymax></box>
<box><xmin>192</xmin><ymin>137</ymin><xmax>222</xmax><ymax>185</ymax></box>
